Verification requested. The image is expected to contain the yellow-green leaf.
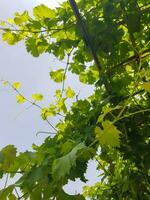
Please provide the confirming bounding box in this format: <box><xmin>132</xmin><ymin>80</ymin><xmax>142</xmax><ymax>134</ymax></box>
<box><xmin>49</xmin><ymin>69</ymin><xmax>65</xmax><ymax>83</ymax></box>
<box><xmin>41</xmin><ymin>106</ymin><xmax>56</xmax><ymax>120</ymax></box>
<box><xmin>2</xmin><ymin>32</ymin><xmax>20</xmax><ymax>45</ymax></box>
<box><xmin>31</xmin><ymin>93</ymin><xmax>43</xmax><ymax>101</ymax></box>
<box><xmin>65</xmin><ymin>87</ymin><xmax>75</xmax><ymax>98</ymax></box>
<box><xmin>14</xmin><ymin>11</ymin><xmax>29</xmax><ymax>25</ymax></box>
<box><xmin>16</xmin><ymin>95</ymin><xmax>25</xmax><ymax>104</ymax></box>
<box><xmin>57</xmin><ymin>98</ymin><xmax>67</xmax><ymax>113</ymax></box>
<box><xmin>12</xmin><ymin>82</ymin><xmax>21</xmax><ymax>90</ymax></box>
<box><xmin>95</xmin><ymin>120</ymin><xmax>121</xmax><ymax>147</ymax></box>
<box><xmin>55</xmin><ymin>89</ymin><xmax>62</xmax><ymax>98</ymax></box>
<box><xmin>33</xmin><ymin>4</ymin><xmax>55</xmax><ymax>20</ymax></box>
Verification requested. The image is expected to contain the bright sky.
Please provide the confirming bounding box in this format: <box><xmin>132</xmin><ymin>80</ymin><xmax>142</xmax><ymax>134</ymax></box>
<box><xmin>0</xmin><ymin>0</ymin><xmax>98</xmax><ymax>195</ymax></box>
<box><xmin>37</xmin><ymin>0</ymin><xmax>65</xmax><ymax>7</ymax></box>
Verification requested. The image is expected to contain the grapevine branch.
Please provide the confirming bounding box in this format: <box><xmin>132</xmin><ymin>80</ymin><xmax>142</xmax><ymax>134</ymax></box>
<box><xmin>68</xmin><ymin>0</ymin><xmax>112</xmax><ymax>95</ymax></box>
<box><xmin>109</xmin><ymin>48</ymin><xmax>150</xmax><ymax>74</ymax></box>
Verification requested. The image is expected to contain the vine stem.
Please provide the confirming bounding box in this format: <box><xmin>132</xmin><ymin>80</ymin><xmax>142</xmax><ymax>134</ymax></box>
<box><xmin>114</xmin><ymin>108</ymin><xmax>150</xmax><ymax>123</ymax></box>
<box><xmin>61</xmin><ymin>47</ymin><xmax>74</xmax><ymax>95</ymax></box>
<box><xmin>36</xmin><ymin>131</ymin><xmax>56</xmax><ymax>136</ymax></box>
<box><xmin>68</xmin><ymin>0</ymin><xmax>112</xmax><ymax>95</ymax></box>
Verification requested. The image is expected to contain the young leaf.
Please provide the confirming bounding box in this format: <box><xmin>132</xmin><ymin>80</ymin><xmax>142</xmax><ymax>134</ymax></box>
<box><xmin>55</xmin><ymin>89</ymin><xmax>62</xmax><ymax>98</ymax></box>
<box><xmin>41</xmin><ymin>106</ymin><xmax>56</xmax><ymax>120</ymax></box>
<box><xmin>65</xmin><ymin>87</ymin><xmax>75</xmax><ymax>98</ymax></box>
<box><xmin>12</xmin><ymin>82</ymin><xmax>21</xmax><ymax>90</ymax></box>
<box><xmin>31</xmin><ymin>93</ymin><xmax>43</xmax><ymax>101</ymax></box>
<box><xmin>49</xmin><ymin>69</ymin><xmax>65</xmax><ymax>83</ymax></box>
<box><xmin>57</xmin><ymin>98</ymin><xmax>67</xmax><ymax>113</ymax></box>
<box><xmin>16</xmin><ymin>95</ymin><xmax>25</xmax><ymax>104</ymax></box>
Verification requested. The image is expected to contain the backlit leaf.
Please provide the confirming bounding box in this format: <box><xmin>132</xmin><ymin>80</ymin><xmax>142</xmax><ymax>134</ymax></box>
<box><xmin>33</xmin><ymin>4</ymin><xmax>55</xmax><ymax>19</ymax></box>
<box><xmin>2</xmin><ymin>32</ymin><xmax>20</xmax><ymax>45</ymax></box>
<box><xmin>50</xmin><ymin>69</ymin><xmax>65</xmax><ymax>83</ymax></box>
<box><xmin>16</xmin><ymin>94</ymin><xmax>25</xmax><ymax>103</ymax></box>
<box><xmin>12</xmin><ymin>82</ymin><xmax>21</xmax><ymax>90</ymax></box>
<box><xmin>141</xmin><ymin>82</ymin><xmax>150</xmax><ymax>93</ymax></box>
<box><xmin>14</xmin><ymin>11</ymin><xmax>30</xmax><ymax>25</ymax></box>
<box><xmin>95</xmin><ymin>121</ymin><xmax>121</xmax><ymax>147</ymax></box>
<box><xmin>31</xmin><ymin>93</ymin><xmax>43</xmax><ymax>101</ymax></box>
<box><xmin>65</xmin><ymin>87</ymin><xmax>75</xmax><ymax>98</ymax></box>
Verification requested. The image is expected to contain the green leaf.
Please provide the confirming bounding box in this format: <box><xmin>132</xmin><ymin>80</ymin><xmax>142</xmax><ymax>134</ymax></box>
<box><xmin>141</xmin><ymin>82</ymin><xmax>150</xmax><ymax>93</ymax></box>
<box><xmin>1</xmin><ymin>145</ymin><xmax>17</xmax><ymax>170</ymax></box>
<box><xmin>97</xmin><ymin>106</ymin><xmax>121</xmax><ymax>123</ymax></box>
<box><xmin>25</xmin><ymin>38</ymin><xmax>39</xmax><ymax>57</ymax></box>
<box><xmin>12</xmin><ymin>82</ymin><xmax>21</xmax><ymax>90</ymax></box>
<box><xmin>52</xmin><ymin>143</ymin><xmax>85</xmax><ymax>181</ymax></box>
<box><xmin>95</xmin><ymin>121</ymin><xmax>121</xmax><ymax>147</ymax></box>
<box><xmin>65</xmin><ymin>87</ymin><xmax>75</xmax><ymax>98</ymax></box>
<box><xmin>49</xmin><ymin>69</ymin><xmax>65</xmax><ymax>83</ymax></box>
<box><xmin>8</xmin><ymin>193</ymin><xmax>17</xmax><ymax>200</ymax></box>
<box><xmin>30</xmin><ymin>186</ymin><xmax>42</xmax><ymax>200</ymax></box>
<box><xmin>33</xmin><ymin>4</ymin><xmax>55</xmax><ymax>20</ymax></box>
<box><xmin>57</xmin><ymin>190</ymin><xmax>85</xmax><ymax>200</ymax></box>
<box><xmin>0</xmin><ymin>185</ymin><xmax>14</xmax><ymax>200</ymax></box>
<box><xmin>31</xmin><ymin>93</ymin><xmax>43</xmax><ymax>101</ymax></box>
<box><xmin>126</xmin><ymin>12</ymin><xmax>141</xmax><ymax>33</ymax></box>
<box><xmin>15</xmin><ymin>166</ymin><xmax>44</xmax><ymax>188</ymax></box>
<box><xmin>16</xmin><ymin>94</ymin><xmax>25</xmax><ymax>104</ymax></box>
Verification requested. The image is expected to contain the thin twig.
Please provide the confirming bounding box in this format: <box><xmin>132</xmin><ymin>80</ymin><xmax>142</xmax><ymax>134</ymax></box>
<box><xmin>36</xmin><ymin>131</ymin><xmax>56</xmax><ymax>136</ymax></box>
<box><xmin>0</xmin><ymin>80</ymin><xmax>57</xmax><ymax>132</ymax></box>
<box><xmin>108</xmin><ymin>49</ymin><xmax>150</xmax><ymax>74</ymax></box>
<box><xmin>61</xmin><ymin>47</ymin><xmax>74</xmax><ymax>95</ymax></box>
<box><xmin>0</xmin><ymin>27</ymin><xmax>69</xmax><ymax>34</ymax></box>
<box><xmin>4</xmin><ymin>174</ymin><xmax>9</xmax><ymax>189</ymax></box>
<box><xmin>14</xmin><ymin>188</ymin><xmax>20</xmax><ymax>199</ymax></box>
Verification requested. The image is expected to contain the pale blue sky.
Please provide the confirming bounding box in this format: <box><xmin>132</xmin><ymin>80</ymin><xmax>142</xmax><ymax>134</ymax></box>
<box><xmin>0</xmin><ymin>0</ymin><xmax>98</xmax><ymax>194</ymax></box>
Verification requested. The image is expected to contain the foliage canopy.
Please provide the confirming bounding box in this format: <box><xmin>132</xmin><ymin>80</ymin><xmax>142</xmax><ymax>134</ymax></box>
<box><xmin>0</xmin><ymin>0</ymin><xmax>150</xmax><ymax>199</ymax></box>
